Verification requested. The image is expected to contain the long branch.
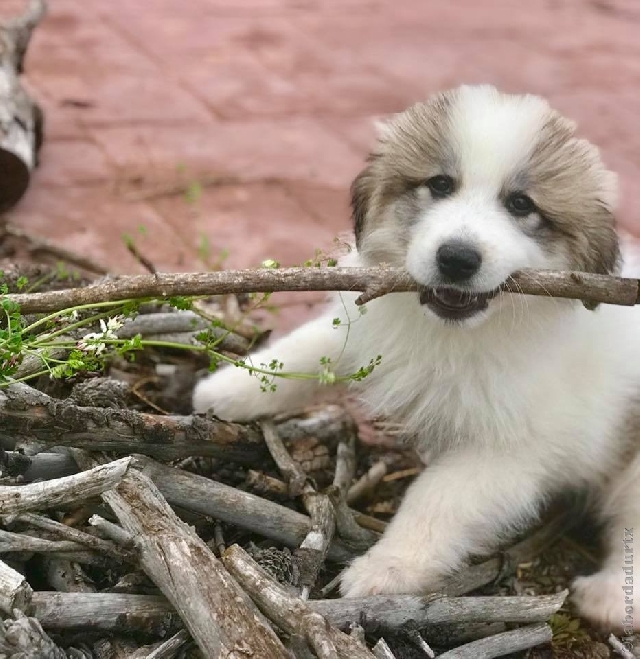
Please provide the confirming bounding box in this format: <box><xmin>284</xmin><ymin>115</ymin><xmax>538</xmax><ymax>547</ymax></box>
<box><xmin>4</xmin><ymin>267</ymin><xmax>640</xmax><ymax>314</ymax></box>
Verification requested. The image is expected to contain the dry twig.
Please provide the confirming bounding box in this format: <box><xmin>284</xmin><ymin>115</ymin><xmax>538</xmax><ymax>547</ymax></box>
<box><xmin>9</xmin><ymin>512</ymin><xmax>134</xmax><ymax>562</ymax></box>
<box><xmin>0</xmin><ymin>456</ymin><xmax>131</xmax><ymax>515</ymax></box>
<box><xmin>436</xmin><ymin>622</ymin><xmax>552</xmax><ymax>659</ymax></box>
<box><xmin>145</xmin><ymin>629</ymin><xmax>191</xmax><ymax>659</ymax></box>
<box><xmin>372</xmin><ymin>638</ymin><xmax>398</xmax><ymax>659</ymax></box>
<box><xmin>297</xmin><ymin>485</ymin><xmax>336</xmax><ymax>598</ymax></box>
<box><xmin>5</xmin><ymin>267</ymin><xmax>640</xmax><ymax>314</ymax></box>
<box><xmin>261</xmin><ymin>420</ymin><xmax>307</xmax><ymax>496</ymax></box>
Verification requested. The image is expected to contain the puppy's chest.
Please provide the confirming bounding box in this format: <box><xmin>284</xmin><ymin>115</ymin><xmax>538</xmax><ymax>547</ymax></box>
<box><xmin>358</xmin><ymin>351</ymin><xmax>558</xmax><ymax>448</ymax></box>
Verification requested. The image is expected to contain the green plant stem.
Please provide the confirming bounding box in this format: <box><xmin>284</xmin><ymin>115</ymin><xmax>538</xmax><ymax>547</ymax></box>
<box><xmin>33</xmin><ymin>338</ymin><xmax>354</xmax><ymax>383</ymax></box>
<box><xmin>30</xmin><ymin>307</ymin><xmax>126</xmax><ymax>345</ymax></box>
<box><xmin>21</xmin><ymin>300</ymin><xmax>132</xmax><ymax>336</ymax></box>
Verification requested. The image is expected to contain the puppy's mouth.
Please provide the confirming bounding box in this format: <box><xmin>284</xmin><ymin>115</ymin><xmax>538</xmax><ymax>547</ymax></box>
<box><xmin>419</xmin><ymin>287</ymin><xmax>499</xmax><ymax>321</ymax></box>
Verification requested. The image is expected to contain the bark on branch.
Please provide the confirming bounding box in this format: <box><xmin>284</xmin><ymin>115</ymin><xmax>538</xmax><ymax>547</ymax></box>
<box><xmin>0</xmin><ymin>383</ymin><xmax>347</xmax><ymax>468</ymax></box>
<box><xmin>0</xmin><ymin>455</ymin><xmax>131</xmax><ymax>515</ymax></box>
<box><xmin>309</xmin><ymin>590</ymin><xmax>567</xmax><ymax>630</ymax></box>
<box><xmin>5</xmin><ymin>266</ymin><xmax>640</xmax><ymax>314</ymax></box>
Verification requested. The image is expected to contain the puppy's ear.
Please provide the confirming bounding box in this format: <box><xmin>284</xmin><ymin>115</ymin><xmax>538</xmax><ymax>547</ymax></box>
<box><xmin>588</xmin><ymin>214</ymin><xmax>621</xmax><ymax>277</ymax></box>
<box><xmin>578</xmin><ymin>207</ymin><xmax>620</xmax><ymax>311</ymax></box>
<box><xmin>351</xmin><ymin>163</ymin><xmax>376</xmax><ymax>248</ymax></box>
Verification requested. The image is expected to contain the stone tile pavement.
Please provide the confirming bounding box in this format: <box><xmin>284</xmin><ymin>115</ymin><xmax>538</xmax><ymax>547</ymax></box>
<box><xmin>2</xmin><ymin>0</ymin><xmax>640</xmax><ymax>327</ymax></box>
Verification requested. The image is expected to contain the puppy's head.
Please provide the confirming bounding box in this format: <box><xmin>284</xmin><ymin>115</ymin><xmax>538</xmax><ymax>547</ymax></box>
<box><xmin>353</xmin><ymin>85</ymin><xmax>620</xmax><ymax>324</ymax></box>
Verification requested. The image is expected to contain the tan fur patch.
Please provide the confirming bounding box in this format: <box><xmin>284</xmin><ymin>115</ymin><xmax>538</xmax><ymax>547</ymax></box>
<box><xmin>352</xmin><ymin>91</ymin><xmax>456</xmax><ymax>250</ymax></box>
<box><xmin>526</xmin><ymin>112</ymin><xmax>620</xmax><ymax>275</ymax></box>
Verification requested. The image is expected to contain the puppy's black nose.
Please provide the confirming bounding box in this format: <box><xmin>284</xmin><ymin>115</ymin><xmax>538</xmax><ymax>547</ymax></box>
<box><xmin>436</xmin><ymin>242</ymin><xmax>482</xmax><ymax>281</ymax></box>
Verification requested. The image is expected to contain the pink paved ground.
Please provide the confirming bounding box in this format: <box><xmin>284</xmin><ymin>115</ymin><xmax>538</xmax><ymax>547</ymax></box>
<box><xmin>3</xmin><ymin>0</ymin><xmax>640</xmax><ymax>327</ymax></box>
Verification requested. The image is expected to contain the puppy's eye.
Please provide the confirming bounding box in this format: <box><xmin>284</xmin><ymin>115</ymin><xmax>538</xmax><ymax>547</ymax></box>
<box><xmin>425</xmin><ymin>175</ymin><xmax>455</xmax><ymax>198</ymax></box>
<box><xmin>506</xmin><ymin>192</ymin><xmax>536</xmax><ymax>217</ymax></box>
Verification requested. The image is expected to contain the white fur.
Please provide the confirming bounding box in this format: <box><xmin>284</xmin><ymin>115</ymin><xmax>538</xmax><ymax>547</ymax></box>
<box><xmin>192</xmin><ymin>87</ymin><xmax>640</xmax><ymax>633</ymax></box>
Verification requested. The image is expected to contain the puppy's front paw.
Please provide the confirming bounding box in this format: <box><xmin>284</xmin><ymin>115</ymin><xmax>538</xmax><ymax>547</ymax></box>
<box><xmin>192</xmin><ymin>366</ymin><xmax>270</xmax><ymax>421</ymax></box>
<box><xmin>339</xmin><ymin>549</ymin><xmax>441</xmax><ymax>598</ymax></box>
<box><xmin>572</xmin><ymin>570</ymin><xmax>637</xmax><ymax>632</ymax></box>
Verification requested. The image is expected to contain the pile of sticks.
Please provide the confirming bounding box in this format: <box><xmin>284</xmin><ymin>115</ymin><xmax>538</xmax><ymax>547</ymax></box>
<box><xmin>0</xmin><ymin>378</ymin><xmax>569</xmax><ymax>658</ymax></box>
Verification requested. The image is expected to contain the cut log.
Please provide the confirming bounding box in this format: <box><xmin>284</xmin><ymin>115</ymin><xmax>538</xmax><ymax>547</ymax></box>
<box><xmin>0</xmin><ymin>0</ymin><xmax>45</xmax><ymax>212</ymax></box>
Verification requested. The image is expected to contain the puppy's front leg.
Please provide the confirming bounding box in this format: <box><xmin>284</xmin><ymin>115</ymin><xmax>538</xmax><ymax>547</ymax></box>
<box><xmin>192</xmin><ymin>305</ymin><xmax>353</xmax><ymax>421</ymax></box>
<box><xmin>340</xmin><ymin>450</ymin><xmax>547</xmax><ymax>597</ymax></box>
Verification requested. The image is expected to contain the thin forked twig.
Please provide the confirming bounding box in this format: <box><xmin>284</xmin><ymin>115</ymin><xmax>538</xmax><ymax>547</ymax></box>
<box><xmin>3</xmin><ymin>267</ymin><xmax>640</xmax><ymax>314</ymax></box>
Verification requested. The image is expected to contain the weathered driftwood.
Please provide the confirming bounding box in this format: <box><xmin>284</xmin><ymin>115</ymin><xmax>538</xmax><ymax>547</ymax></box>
<box><xmin>408</xmin><ymin>631</ymin><xmax>435</xmax><ymax>658</ymax></box>
<box><xmin>372</xmin><ymin>638</ymin><xmax>397</xmax><ymax>659</ymax></box>
<box><xmin>0</xmin><ymin>610</ymin><xmax>67</xmax><ymax>659</ymax></box>
<box><xmin>118</xmin><ymin>310</ymin><xmax>249</xmax><ymax>355</ymax></box>
<box><xmin>422</xmin><ymin>622</ymin><xmax>507</xmax><ymax>649</ymax></box>
<box><xmin>0</xmin><ymin>383</ymin><xmax>346</xmax><ymax>468</ymax></box>
<box><xmin>6</xmin><ymin>266</ymin><xmax>640</xmax><ymax>314</ymax></box>
<box><xmin>223</xmin><ymin>544</ymin><xmax>377</xmax><ymax>659</ymax></box>
<box><xmin>0</xmin><ymin>455</ymin><xmax>131</xmax><ymax>515</ymax></box>
<box><xmin>0</xmin><ymin>556</ymin><xmax>31</xmax><ymax>614</ymax></box>
<box><xmin>0</xmin><ymin>0</ymin><xmax>45</xmax><ymax>213</ymax></box>
<box><xmin>309</xmin><ymin>590</ymin><xmax>567</xmax><ymax>630</ymax></box>
<box><xmin>297</xmin><ymin>485</ymin><xmax>336</xmax><ymax>598</ymax></box>
<box><xmin>145</xmin><ymin>630</ymin><xmax>191</xmax><ymax>659</ymax></box>
<box><xmin>97</xmin><ymin>467</ymin><xmax>289</xmax><ymax>658</ymax></box>
<box><xmin>132</xmin><ymin>455</ymin><xmax>353</xmax><ymax>562</ymax></box>
<box><xmin>261</xmin><ymin>420</ymin><xmax>307</xmax><ymax>496</ymax></box>
<box><xmin>26</xmin><ymin>589</ymin><xmax>539</xmax><ymax>651</ymax></box>
<box><xmin>32</xmin><ymin>592</ymin><xmax>177</xmax><ymax>634</ymax></box>
<box><xmin>0</xmin><ymin>529</ymin><xmax>87</xmax><ymax>554</ymax></box>
<box><xmin>437</xmin><ymin>622</ymin><xmax>552</xmax><ymax>659</ymax></box>
<box><xmin>10</xmin><ymin>512</ymin><xmax>134</xmax><ymax>562</ymax></box>
<box><xmin>88</xmin><ymin>514</ymin><xmax>135</xmax><ymax>548</ymax></box>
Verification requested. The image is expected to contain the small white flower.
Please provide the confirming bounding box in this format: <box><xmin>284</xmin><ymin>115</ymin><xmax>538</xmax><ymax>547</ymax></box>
<box><xmin>106</xmin><ymin>315</ymin><xmax>124</xmax><ymax>332</ymax></box>
<box><xmin>78</xmin><ymin>331</ymin><xmax>105</xmax><ymax>354</ymax></box>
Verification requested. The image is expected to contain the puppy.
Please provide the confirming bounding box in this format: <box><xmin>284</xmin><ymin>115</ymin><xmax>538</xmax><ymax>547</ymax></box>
<box><xmin>193</xmin><ymin>85</ymin><xmax>640</xmax><ymax>633</ymax></box>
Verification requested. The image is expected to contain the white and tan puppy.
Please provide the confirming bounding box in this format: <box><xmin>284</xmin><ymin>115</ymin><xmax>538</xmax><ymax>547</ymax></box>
<box><xmin>193</xmin><ymin>85</ymin><xmax>640</xmax><ymax>633</ymax></box>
